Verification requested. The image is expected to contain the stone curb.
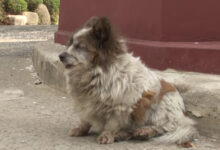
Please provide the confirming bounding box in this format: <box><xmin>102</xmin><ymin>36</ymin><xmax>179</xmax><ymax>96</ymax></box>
<box><xmin>33</xmin><ymin>42</ymin><xmax>66</xmax><ymax>92</ymax></box>
<box><xmin>33</xmin><ymin>42</ymin><xmax>220</xmax><ymax>139</ymax></box>
<box><xmin>156</xmin><ymin>70</ymin><xmax>220</xmax><ymax>139</ymax></box>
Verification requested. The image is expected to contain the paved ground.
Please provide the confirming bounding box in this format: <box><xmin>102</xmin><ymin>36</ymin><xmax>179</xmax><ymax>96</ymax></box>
<box><xmin>0</xmin><ymin>26</ymin><xmax>219</xmax><ymax>150</ymax></box>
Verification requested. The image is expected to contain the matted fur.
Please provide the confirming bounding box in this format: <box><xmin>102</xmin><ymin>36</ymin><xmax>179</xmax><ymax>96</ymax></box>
<box><xmin>59</xmin><ymin>16</ymin><xmax>198</xmax><ymax>145</ymax></box>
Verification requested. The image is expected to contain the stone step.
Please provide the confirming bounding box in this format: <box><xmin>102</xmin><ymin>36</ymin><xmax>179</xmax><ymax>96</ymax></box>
<box><xmin>33</xmin><ymin>42</ymin><xmax>220</xmax><ymax>139</ymax></box>
<box><xmin>156</xmin><ymin>69</ymin><xmax>220</xmax><ymax>139</ymax></box>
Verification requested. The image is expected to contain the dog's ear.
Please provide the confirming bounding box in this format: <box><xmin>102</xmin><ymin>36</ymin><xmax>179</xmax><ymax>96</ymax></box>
<box><xmin>84</xmin><ymin>16</ymin><xmax>99</xmax><ymax>27</ymax></box>
<box><xmin>92</xmin><ymin>17</ymin><xmax>111</xmax><ymax>48</ymax></box>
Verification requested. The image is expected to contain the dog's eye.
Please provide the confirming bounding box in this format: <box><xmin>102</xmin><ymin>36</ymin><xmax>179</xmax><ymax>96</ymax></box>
<box><xmin>74</xmin><ymin>43</ymin><xmax>80</xmax><ymax>49</ymax></box>
<box><xmin>74</xmin><ymin>42</ymin><xmax>87</xmax><ymax>51</ymax></box>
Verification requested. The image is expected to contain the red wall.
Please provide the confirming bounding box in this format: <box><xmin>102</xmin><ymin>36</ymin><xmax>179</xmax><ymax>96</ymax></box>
<box><xmin>55</xmin><ymin>0</ymin><xmax>220</xmax><ymax>74</ymax></box>
<box><xmin>56</xmin><ymin>0</ymin><xmax>164</xmax><ymax>44</ymax></box>
<box><xmin>162</xmin><ymin>0</ymin><xmax>220</xmax><ymax>41</ymax></box>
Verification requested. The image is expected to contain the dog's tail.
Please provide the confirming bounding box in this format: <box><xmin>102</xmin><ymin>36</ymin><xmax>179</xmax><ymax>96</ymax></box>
<box><xmin>153</xmin><ymin>117</ymin><xmax>198</xmax><ymax>144</ymax></box>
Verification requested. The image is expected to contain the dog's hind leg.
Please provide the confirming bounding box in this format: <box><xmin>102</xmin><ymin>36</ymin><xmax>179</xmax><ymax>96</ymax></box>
<box><xmin>69</xmin><ymin>122</ymin><xmax>91</xmax><ymax>137</ymax></box>
<box><xmin>132</xmin><ymin>126</ymin><xmax>164</xmax><ymax>140</ymax></box>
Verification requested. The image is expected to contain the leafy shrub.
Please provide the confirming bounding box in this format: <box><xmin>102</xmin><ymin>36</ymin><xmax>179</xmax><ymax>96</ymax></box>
<box><xmin>0</xmin><ymin>0</ymin><xmax>5</xmax><ymax>23</ymax></box>
<box><xmin>26</xmin><ymin>0</ymin><xmax>43</xmax><ymax>11</ymax></box>
<box><xmin>6</xmin><ymin>0</ymin><xmax>28</xmax><ymax>14</ymax></box>
<box><xmin>43</xmin><ymin>0</ymin><xmax>60</xmax><ymax>24</ymax></box>
<box><xmin>0</xmin><ymin>0</ymin><xmax>4</xmax><ymax>14</ymax></box>
<box><xmin>43</xmin><ymin>0</ymin><xmax>59</xmax><ymax>14</ymax></box>
<box><xmin>0</xmin><ymin>0</ymin><xmax>10</xmax><ymax>25</ymax></box>
<box><xmin>50</xmin><ymin>11</ymin><xmax>58</xmax><ymax>24</ymax></box>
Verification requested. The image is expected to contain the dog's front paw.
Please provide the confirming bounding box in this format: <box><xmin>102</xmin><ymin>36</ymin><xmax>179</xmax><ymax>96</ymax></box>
<box><xmin>68</xmin><ymin>127</ymin><xmax>88</xmax><ymax>137</ymax></box>
<box><xmin>114</xmin><ymin>130</ymin><xmax>132</xmax><ymax>142</ymax></box>
<box><xmin>133</xmin><ymin>127</ymin><xmax>154</xmax><ymax>140</ymax></box>
<box><xmin>97</xmin><ymin>131</ymin><xmax>114</xmax><ymax>144</ymax></box>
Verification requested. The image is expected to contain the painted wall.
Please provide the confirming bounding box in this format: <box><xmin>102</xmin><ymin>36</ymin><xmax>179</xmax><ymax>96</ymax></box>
<box><xmin>55</xmin><ymin>0</ymin><xmax>220</xmax><ymax>74</ymax></box>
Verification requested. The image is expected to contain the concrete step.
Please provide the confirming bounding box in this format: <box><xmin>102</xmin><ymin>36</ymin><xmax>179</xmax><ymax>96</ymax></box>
<box><xmin>156</xmin><ymin>69</ymin><xmax>220</xmax><ymax>139</ymax></box>
<box><xmin>33</xmin><ymin>42</ymin><xmax>220</xmax><ymax>139</ymax></box>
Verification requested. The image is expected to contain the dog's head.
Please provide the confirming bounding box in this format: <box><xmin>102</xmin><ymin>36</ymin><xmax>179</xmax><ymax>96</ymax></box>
<box><xmin>59</xmin><ymin>16</ymin><xmax>127</xmax><ymax>70</ymax></box>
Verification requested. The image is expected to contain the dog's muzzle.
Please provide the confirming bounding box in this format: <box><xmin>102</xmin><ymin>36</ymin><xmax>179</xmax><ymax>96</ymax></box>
<box><xmin>59</xmin><ymin>52</ymin><xmax>74</xmax><ymax>69</ymax></box>
<box><xmin>59</xmin><ymin>52</ymin><xmax>68</xmax><ymax>62</ymax></box>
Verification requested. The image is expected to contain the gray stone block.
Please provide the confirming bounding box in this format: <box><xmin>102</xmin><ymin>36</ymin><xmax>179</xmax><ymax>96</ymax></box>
<box><xmin>22</xmin><ymin>11</ymin><xmax>39</xmax><ymax>25</ymax></box>
<box><xmin>33</xmin><ymin>42</ymin><xmax>66</xmax><ymax>92</ymax></box>
<box><xmin>35</xmin><ymin>4</ymin><xmax>51</xmax><ymax>25</ymax></box>
<box><xmin>8</xmin><ymin>15</ymin><xmax>27</xmax><ymax>25</ymax></box>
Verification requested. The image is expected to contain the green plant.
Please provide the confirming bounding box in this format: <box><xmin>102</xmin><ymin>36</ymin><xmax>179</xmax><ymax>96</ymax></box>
<box><xmin>26</xmin><ymin>0</ymin><xmax>43</xmax><ymax>11</ymax></box>
<box><xmin>6</xmin><ymin>0</ymin><xmax>28</xmax><ymax>14</ymax></box>
<box><xmin>0</xmin><ymin>0</ymin><xmax>5</xmax><ymax>23</ymax></box>
<box><xmin>50</xmin><ymin>12</ymin><xmax>58</xmax><ymax>24</ymax></box>
<box><xmin>0</xmin><ymin>0</ymin><xmax>9</xmax><ymax>24</ymax></box>
<box><xmin>0</xmin><ymin>0</ymin><xmax>4</xmax><ymax>13</ymax></box>
<box><xmin>43</xmin><ymin>0</ymin><xmax>60</xmax><ymax>24</ymax></box>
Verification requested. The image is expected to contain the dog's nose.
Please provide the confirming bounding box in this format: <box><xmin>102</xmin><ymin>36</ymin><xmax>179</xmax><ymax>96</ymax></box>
<box><xmin>59</xmin><ymin>52</ymin><xmax>67</xmax><ymax>61</ymax></box>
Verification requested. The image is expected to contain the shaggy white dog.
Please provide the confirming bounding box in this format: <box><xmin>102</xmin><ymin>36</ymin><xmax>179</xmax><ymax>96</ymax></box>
<box><xmin>59</xmin><ymin>16</ymin><xmax>198</xmax><ymax>146</ymax></box>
